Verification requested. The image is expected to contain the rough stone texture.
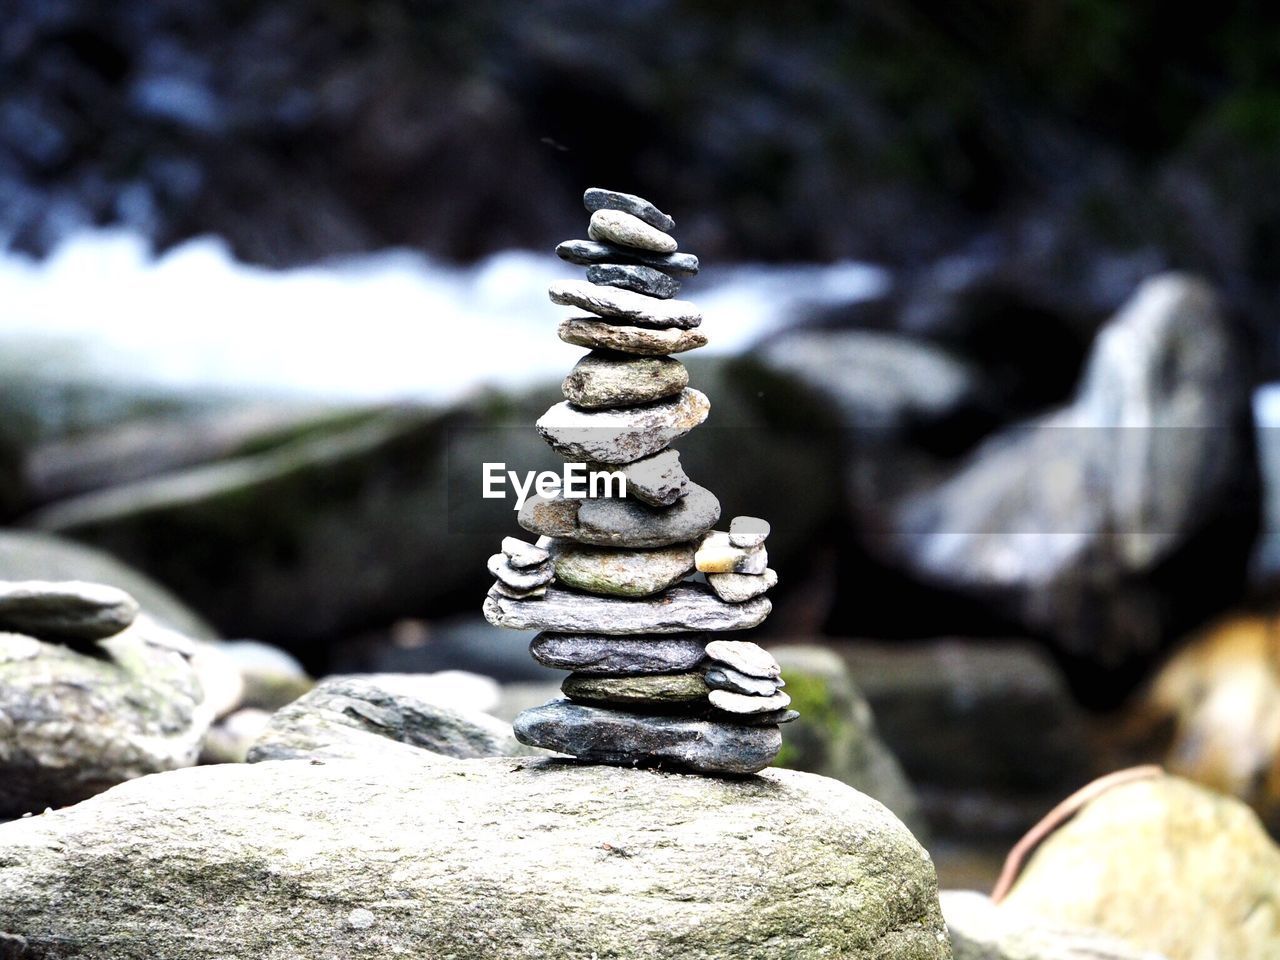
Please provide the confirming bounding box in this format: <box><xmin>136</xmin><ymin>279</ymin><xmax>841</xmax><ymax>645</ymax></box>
<box><xmin>550</xmin><ymin>279</ymin><xmax>701</xmax><ymax>329</ymax></box>
<box><xmin>562</xmin><ymin>671</ymin><xmax>709</xmax><ymax>707</ymax></box>
<box><xmin>942</xmin><ymin>891</ymin><xmax>1166</xmax><ymax>960</ymax></box>
<box><xmin>588</xmin><ymin>209</ymin><xmax>678</xmax><ymax>253</ymax></box>
<box><xmin>530</xmin><ymin>632</ymin><xmax>710</xmax><ymax>674</ymax></box>
<box><xmin>0</xmin><ymin>622</ymin><xmax>210</xmax><ymax>817</ymax></box>
<box><xmin>536</xmin><ymin>388</ymin><xmax>709</xmax><ymax>464</ymax></box>
<box><xmin>491</xmin><ymin>580</ymin><xmax>548</xmax><ymax>599</ymax></box>
<box><xmin>515</xmin><ymin>701</ymin><xmax>782</xmax><ymax>775</ymax></box>
<box><xmin>559</xmin><ymin>316</ymin><xmax>709</xmax><ymax>355</ymax></box>
<box><xmin>704</xmin><ymin>639</ymin><xmax>781</xmax><ymax>679</ymax></box>
<box><xmin>520</xmin><ymin>482</ymin><xmax>720</xmax><ymax>548</ymax></box>
<box><xmin>695</xmin><ymin>531</ymin><xmax>768</xmax><ymax>574</ymax></box>
<box><xmin>730</xmin><ymin>516</ymin><xmax>771</xmax><ymax>548</ymax></box>
<box><xmin>247</xmin><ymin>674</ymin><xmax>522</xmax><ymax>763</ymax></box>
<box><xmin>1000</xmin><ymin>774</ymin><xmax>1280</xmax><ymax>960</ymax></box>
<box><xmin>704</xmin><ymin>666</ymin><xmax>781</xmax><ymax>697</ymax></box>
<box><xmin>502</xmin><ymin>536</ymin><xmax>550</xmax><ymax>568</ymax></box>
<box><xmin>708</xmin><ymin>568</ymin><xmax>778</xmax><ymax>602</ymax></box>
<box><xmin>487</xmin><ymin>553</ymin><xmax>555</xmax><ymax>590</ymax></box>
<box><xmin>556</xmin><ymin>239</ymin><xmax>699</xmax><ymax>277</ymax></box>
<box><xmin>0</xmin><ymin>756</ymin><xmax>949</xmax><ymax>959</ymax></box>
<box><xmin>0</xmin><ymin>579</ymin><xmax>139</xmax><ymax>643</ymax></box>
<box><xmin>708</xmin><ymin>688</ymin><xmax>792</xmax><ymax>714</ymax></box>
<box><xmin>613</xmin><ymin>449</ymin><xmax>690</xmax><ymax>506</ymax></box>
<box><xmin>484</xmin><ymin>583</ymin><xmax>771</xmax><ymax>634</ymax></box>
<box><xmin>551</xmin><ymin>540</ymin><xmax>695</xmax><ymax>597</ymax></box>
<box><xmin>562</xmin><ymin>351</ymin><xmax>688</xmax><ymax>409</ymax></box>
<box><xmin>584</xmin><ymin>187</ymin><xmax>676</xmax><ymax>232</ymax></box>
<box><xmin>587</xmin><ymin>263</ymin><xmax>681</xmax><ymax>299</ymax></box>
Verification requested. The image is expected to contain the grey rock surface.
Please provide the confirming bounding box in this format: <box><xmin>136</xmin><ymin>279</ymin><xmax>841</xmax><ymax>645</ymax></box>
<box><xmin>704</xmin><ymin>665</ymin><xmax>781</xmax><ymax>697</ymax></box>
<box><xmin>612</xmin><ymin>449</ymin><xmax>690</xmax><ymax>506</ymax></box>
<box><xmin>587</xmin><ymin>263</ymin><xmax>681</xmax><ymax>299</ymax></box>
<box><xmin>559</xmin><ymin>316</ymin><xmax>709</xmax><ymax>355</ymax></box>
<box><xmin>551</xmin><ymin>540</ymin><xmax>695</xmax><ymax>597</ymax></box>
<box><xmin>550</xmin><ymin>279</ymin><xmax>701</xmax><ymax>329</ymax></box>
<box><xmin>556</xmin><ymin>239</ymin><xmax>699</xmax><ymax>277</ymax></box>
<box><xmin>695</xmin><ymin>531</ymin><xmax>767</xmax><ymax>574</ymax></box>
<box><xmin>530</xmin><ymin>632</ymin><xmax>710</xmax><ymax>674</ymax></box>
<box><xmin>520</xmin><ymin>482</ymin><xmax>720</xmax><ymax>548</ymax></box>
<box><xmin>487</xmin><ymin>553</ymin><xmax>555</xmax><ymax>591</ymax></box>
<box><xmin>536</xmin><ymin>388</ymin><xmax>709</xmax><ymax>464</ymax></box>
<box><xmin>583</xmin><ymin>187</ymin><xmax>676</xmax><ymax>232</ymax></box>
<box><xmin>0</xmin><ymin>579</ymin><xmax>139</xmax><ymax>642</ymax></box>
<box><xmin>562</xmin><ymin>671</ymin><xmax>709</xmax><ymax>707</ymax></box>
<box><xmin>588</xmin><ymin>209</ymin><xmax>678</xmax><ymax>253</ymax></box>
<box><xmin>562</xmin><ymin>352</ymin><xmax>688</xmax><ymax>409</ymax></box>
<box><xmin>484</xmin><ymin>583</ymin><xmax>770</xmax><ymax>634</ymax></box>
<box><xmin>704</xmin><ymin>639</ymin><xmax>781</xmax><ymax>679</ymax></box>
<box><xmin>0</xmin><ymin>756</ymin><xmax>949</xmax><ymax>959</ymax></box>
<box><xmin>502</xmin><ymin>536</ymin><xmax>550</xmax><ymax>568</ymax></box>
<box><xmin>707</xmin><ymin>568</ymin><xmax>778</xmax><ymax>602</ymax></box>
<box><xmin>708</xmin><ymin>688</ymin><xmax>792</xmax><ymax>714</ymax></box>
<box><xmin>729</xmin><ymin>516</ymin><xmax>771</xmax><ymax>548</ymax></box>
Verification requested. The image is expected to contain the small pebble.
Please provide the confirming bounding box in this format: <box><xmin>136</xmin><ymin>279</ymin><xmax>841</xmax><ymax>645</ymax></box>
<box><xmin>695</xmin><ymin>531</ymin><xmax>768</xmax><ymax>575</ymax></box>
<box><xmin>584</xmin><ymin>187</ymin><xmax>676</xmax><ymax>232</ymax></box>
<box><xmin>708</xmin><ymin>688</ymin><xmax>792</xmax><ymax>715</ymax></box>
<box><xmin>729</xmin><ymin>516</ymin><xmax>770</xmax><ymax>549</ymax></box>
<box><xmin>587</xmin><ymin>264</ymin><xmax>681</xmax><ymax>299</ymax></box>
<box><xmin>704</xmin><ymin>639</ymin><xmax>781</xmax><ymax>679</ymax></box>
<box><xmin>556</xmin><ymin>240</ymin><xmax>699</xmax><ymax>277</ymax></box>
<box><xmin>487</xmin><ymin>554</ymin><xmax>555</xmax><ymax>591</ymax></box>
<box><xmin>502</xmin><ymin>536</ymin><xmax>551</xmax><ymax>569</ymax></box>
<box><xmin>588</xmin><ymin>209</ymin><xmax>677</xmax><ymax>254</ymax></box>
<box><xmin>707</xmin><ymin>568</ymin><xmax>778</xmax><ymax>603</ymax></box>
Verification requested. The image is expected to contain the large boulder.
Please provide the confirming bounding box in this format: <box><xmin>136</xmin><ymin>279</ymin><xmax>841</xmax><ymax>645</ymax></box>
<box><xmin>999</xmin><ymin>774</ymin><xmax>1280</xmax><ymax>960</ymax></box>
<box><xmin>0</xmin><ymin>756</ymin><xmax>951</xmax><ymax>959</ymax></box>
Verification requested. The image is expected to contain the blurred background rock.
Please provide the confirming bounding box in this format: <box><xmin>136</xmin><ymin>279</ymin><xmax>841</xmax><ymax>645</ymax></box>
<box><xmin>4</xmin><ymin>0</ymin><xmax>1280</xmax><ymax>891</ymax></box>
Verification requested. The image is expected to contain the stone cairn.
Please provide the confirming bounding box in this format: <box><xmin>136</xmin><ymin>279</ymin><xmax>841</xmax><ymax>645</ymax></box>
<box><xmin>483</xmin><ymin>188</ymin><xmax>794</xmax><ymax>775</ymax></box>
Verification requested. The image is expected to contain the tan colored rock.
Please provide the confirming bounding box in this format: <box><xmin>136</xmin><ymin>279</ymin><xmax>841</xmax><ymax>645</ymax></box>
<box><xmin>587</xmin><ymin>209</ymin><xmax>678</xmax><ymax>253</ymax></box>
<box><xmin>551</xmin><ymin>540</ymin><xmax>695</xmax><ymax>597</ymax></box>
<box><xmin>558</xmin><ymin>317</ymin><xmax>708</xmax><ymax>356</ymax></box>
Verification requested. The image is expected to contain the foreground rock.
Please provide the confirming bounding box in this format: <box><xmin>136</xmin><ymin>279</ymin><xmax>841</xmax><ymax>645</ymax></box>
<box><xmin>0</xmin><ymin>580</ymin><xmax>139</xmax><ymax>642</ymax></box>
<box><xmin>0</xmin><ymin>757</ymin><xmax>950</xmax><ymax>959</ymax></box>
<box><xmin>484</xmin><ymin>583</ymin><xmax>770</xmax><ymax>634</ymax></box>
<box><xmin>1000</xmin><ymin>774</ymin><xmax>1280</xmax><ymax>960</ymax></box>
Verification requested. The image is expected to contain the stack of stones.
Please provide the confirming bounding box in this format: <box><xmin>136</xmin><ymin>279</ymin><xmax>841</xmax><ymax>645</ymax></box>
<box><xmin>483</xmin><ymin>188</ymin><xmax>794</xmax><ymax>776</ymax></box>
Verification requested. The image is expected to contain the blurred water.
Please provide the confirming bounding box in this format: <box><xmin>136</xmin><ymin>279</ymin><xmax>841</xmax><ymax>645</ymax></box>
<box><xmin>0</xmin><ymin>229</ymin><xmax>888</xmax><ymax>404</ymax></box>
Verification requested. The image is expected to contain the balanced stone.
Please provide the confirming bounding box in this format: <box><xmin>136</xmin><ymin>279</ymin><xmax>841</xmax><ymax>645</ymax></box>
<box><xmin>562</xmin><ymin>352</ymin><xmax>688</xmax><ymax>409</ymax></box>
<box><xmin>536</xmin><ymin>388</ymin><xmax>709</xmax><ymax>464</ymax></box>
<box><xmin>559</xmin><ymin>317</ymin><xmax>708</xmax><ymax>356</ymax></box>
<box><xmin>0</xmin><ymin>580</ymin><xmax>139</xmax><ymax>642</ymax></box>
<box><xmin>520</xmin><ymin>483</ymin><xmax>719</xmax><ymax>548</ymax></box>
<box><xmin>588</xmin><ymin>209</ymin><xmax>677</xmax><ymax>254</ymax></box>
<box><xmin>714</xmin><ymin>707</ymin><xmax>800</xmax><ymax>726</ymax></box>
<box><xmin>551</xmin><ymin>540</ymin><xmax>695</xmax><ymax>598</ymax></box>
<box><xmin>484</xmin><ymin>583</ymin><xmax>771</xmax><ymax>634</ymax></box>
<box><xmin>490</xmin><ymin>581</ymin><xmax>548</xmax><ymax>600</ymax></box>
<box><xmin>695</xmin><ymin>531</ymin><xmax>767</xmax><ymax>574</ymax></box>
<box><xmin>707</xmin><ymin>568</ymin><xmax>778</xmax><ymax>603</ymax></box>
<box><xmin>556</xmin><ymin>240</ymin><xmax>699</xmax><ymax>277</ymax></box>
<box><xmin>584</xmin><ymin>187</ymin><xmax>676</xmax><ymax>232</ymax></box>
<box><xmin>487</xmin><ymin>554</ymin><xmax>555</xmax><ymax>591</ymax></box>
<box><xmin>514</xmin><ymin>700</ymin><xmax>781</xmax><ymax>774</ymax></box>
<box><xmin>550</xmin><ymin>280</ymin><xmax>701</xmax><ymax>329</ymax></box>
<box><xmin>708</xmin><ymin>689</ymin><xmax>792</xmax><ymax>715</ymax></box>
<box><xmin>704</xmin><ymin>640</ymin><xmax>781</xmax><ymax>679</ymax></box>
<box><xmin>530</xmin><ymin>633</ymin><xmax>710</xmax><ymax>674</ymax></box>
<box><xmin>705</xmin><ymin>666</ymin><xmax>782</xmax><ymax>697</ymax></box>
<box><xmin>587</xmin><ymin>264</ymin><xmax>681</xmax><ymax>300</ymax></box>
<box><xmin>729</xmin><ymin>516</ymin><xmax>771</xmax><ymax>549</ymax></box>
<box><xmin>502</xmin><ymin>536</ymin><xmax>550</xmax><ymax>569</ymax></box>
<box><xmin>614</xmin><ymin>449</ymin><xmax>689</xmax><ymax>507</ymax></box>
<box><xmin>562</xmin><ymin>671</ymin><xmax>709</xmax><ymax>708</ymax></box>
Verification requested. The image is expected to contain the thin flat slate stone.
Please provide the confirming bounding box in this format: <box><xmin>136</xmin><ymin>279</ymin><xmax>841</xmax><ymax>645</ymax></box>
<box><xmin>559</xmin><ymin>317</ymin><xmax>708</xmax><ymax>357</ymax></box>
<box><xmin>708</xmin><ymin>689</ymin><xmax>793</xmax><ymax>715</ymax></box>
<box><xmin>561</xmin><ymin>671</ymin><xmax>709</xmax><ymax>708</ymax></box>
<box><xmin>729</xmin><ymin>516</ymin><xmax>771</xmax><ymax>549</ymax></box>
<box><xmin>583</xmin><ymin>187</ymin><xmax>675</xmax><ymax>232</ymax></box>
<box><xmin>502</xmin><ymin>536</ymin><xmax>550</xmax><ymax>569</ymax></box>
<box><xmin>550</xmin><ymin>540</ymin><xmax>695</xmax><ymax>598</ymax></box>
<box><xmin>613</xmin><ymin>449</ymin><xmax>689</xmax><ymax>507</ymax></box>
<box><xmin>487</xmin><ymin>554</ymin><xmax>555</xmax><ymax>591</ymax></box>
<box><xmin>587</xmin><ymin>264</ymin><xmax>681</xmax><ymax>300</ymax></box>
<box><xmin>489</xmin><ymin>581</ymin><xmax>548</xmax><ymax>599</ymax></box>
<box><xmin>530</xmin><ymin>633</ymin><xmax>710</xmax><ymax>674</ymax></box>
<box><xmin>484</xmin><ymin>583</ymin><xmax>771</xmax><ymax>634</ymax></box>
<box><xmin>707</xmin><ymin>568</ymin><xmax>778</xmax><ymax>603</ymax></box>
<box><xmin>0</xmin><ymin>580</ymin><xmax>139</xmax><ymax>642</ymax></box>
<box><xmin>536</xmin><ymin>388</ymin><xmax>709</xmax><ymax>465</ymax></box>
<box><xmin>519</xmin><ymin>483</ymin><xmax>720</xmax><ymax>548</ymax></box>
<box><xmin>711</xmin><ymin>707</ymin><xmax>799</xmax><ymax>727</ymax></box>
<box><xmin>556</xmin><ymin>240</ymin><xmax>698</xmax><ymax>278</ymax></box>
<box><xmin>513</xmin><ymin>700</ymin><xmax>781</xmax><ymax>774</ymax></box>
<box><xmin>704</xmin><ymin>640</ymin><xmax>781</xmax><ymax>679</ymax></box>
<box><xmin>562</xmin><ymin>352</ymin><xmax>688</xmax><ymax>409</ymax></box>
<box><xmin>588</xmin><ymin>209</ymin><xmax>677</xmax><ymax>254</ymax></box>
<box><xmin>550</xmin><ymin>280</ymin><xmax>701</xmax><ymax>330</ymax></box>
<box><xmin>704</xmin><ymin>666</ymin><xmax>782</xmax><ymax>697</ymax></box>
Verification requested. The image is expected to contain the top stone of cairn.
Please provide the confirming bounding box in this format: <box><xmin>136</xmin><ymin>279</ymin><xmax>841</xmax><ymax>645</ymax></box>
<box><xmin>584</xmin><ymin>187</ymin><xmax>676</xmax><ymax>233</ymax></box>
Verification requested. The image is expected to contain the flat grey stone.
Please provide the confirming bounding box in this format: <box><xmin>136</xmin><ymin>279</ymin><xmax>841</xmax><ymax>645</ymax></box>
<box><xmin>530</xmin><ymin>632</ymin><xmax>710</xmax><ymax>674</ymax></box>
<box><xmin>613</xmin><ymin>449</ymin><xmax>690</xmax><ymax>507</ymax></box>
<box><xmin>708</xmin><ymin>689</ymin><xmax>792</xmax><ymax>715</ymax></box>
<box><xmin>0</xmin><ymin>580</ymin><xmax>139</xmax><ymax>642</ymax></box>
<box><xmin>707</xmin><ymin>568</ymin><xmax>778</xmax><ymax>603</ymax></box>
<box><xmin>536</xmin><ymin>388</ymin><xmax>708</xmax><ymax>465</ymax></box>
<box><xmin>484</xmin><ymin>583</ymin><xmax>770</xmax><ymax>634</ymax></box>
<box><xmin>487</xmin><ymin>554</ymin><xmax>555</xmax><ymax>591</ymax></box>
<box><xmin>562</xmin><ymin>352</ymin><xmax>688</xmax><ymax>409</ymax></box>
<box><xmin>489</xmin><ymin>581</ymin><xmax>549</xmax><ymax>600</ymax></box>
<box><xmin>559</xmin><ymin>317</ymin><xmax>708</xmax><ymax>356</ymax></box>
<box><xmin>514</xmin><ymin>700</ymin><xmax>781</xmax><ymax>775</ymax></box>
<box><xmin>583</xmin><ymin>187</ymin><xmax>676</xmax><ymax>232</ymax></box>
<box><xmin>550</xmin><ymin>279</ymin><xmax>701</xmax><ymax>330</ymax></box>
<box><xmin>695</xmin><ymin>531</ymin><xmax>767</xmax><ymax>574</ymax></box>
<box><xmin>729</xmin><ymin>516</ymin><xmax>771</xmax><ymax>549</ymax></box>
<box><xmin>704</xmin><ymin>666</ymin><xmax>782</xmax><ymax>697</ymax></box>
<box><xmin>587</xmin><ymin>264</ymin><xmax>681</xmax><ymax>299</ymax></box>
<box><xmin>556</xmin><ymin>239</ymin><xmax>699</xmax><ymax>277</ymax></box>
<box><xmin>704</xmin><ymin>640</ymin><xmax>781</xmax><ymax>679</ymax></box>
<box><xmin>561</xmin><ymin>671</ymin><xmax>709</xmax><ymax>708</ymax></box>
<box><xmin>550</xmin><ymin>540</ymin><xmax>695</xmax><ymax>598</ymax></box>
<box><xmin>713</xmin><ymin>707</ymin><xmax>800</xmax><ymax>726</ymax></box>
<box><xmin>502</xmin><ymin>536</ymin><xmax>550</xmax><ymax>569</ymax></box>
<box><xmin>588</xmin><ymin>210</ymin><xmax>676</xmax><ymax>254</ymax></box>
<box><xmin>519</xmin><ymin>482</ymin><xmax>720</xmax><ymax>548</ymax></box>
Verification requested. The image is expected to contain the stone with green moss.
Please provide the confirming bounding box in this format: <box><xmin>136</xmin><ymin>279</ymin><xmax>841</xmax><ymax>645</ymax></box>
<box><xmin>562</xmin><ymin>670</ymin><xmax>708</xmax><ymax>707</ymax></box>
<box><xmin>551</xmin><ymin>539</ymin><xmax>695</xmax><ymax>597</ymax></box>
